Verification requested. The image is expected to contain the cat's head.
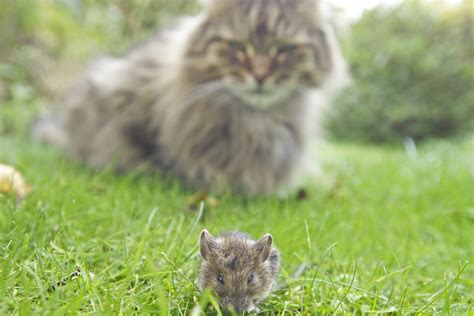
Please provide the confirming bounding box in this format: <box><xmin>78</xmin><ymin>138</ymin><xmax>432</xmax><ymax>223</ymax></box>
<box><xmin>182</xmin><ymin>0</ymin><xmax>334</xmax><ymax>109</ymax></box>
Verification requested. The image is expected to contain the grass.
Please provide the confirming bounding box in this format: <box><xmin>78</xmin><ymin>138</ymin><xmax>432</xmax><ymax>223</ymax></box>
<box><xmin>0</xmin><ymin>101</ymin><xmax>473</xmax><ymax>315</ymax></box>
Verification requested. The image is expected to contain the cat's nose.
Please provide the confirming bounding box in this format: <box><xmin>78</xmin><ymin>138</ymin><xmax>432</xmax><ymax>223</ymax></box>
<box><xmin>250</xmin><ymin>55</ymin><xmax>272</xmax><ymax>86</ymax></box>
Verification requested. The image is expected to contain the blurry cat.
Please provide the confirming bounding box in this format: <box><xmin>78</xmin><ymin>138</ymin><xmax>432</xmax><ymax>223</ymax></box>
<box><xmin>33</xmin><ymin>0</ymin><xmax>349</xmax><ymax>196</ymax></box>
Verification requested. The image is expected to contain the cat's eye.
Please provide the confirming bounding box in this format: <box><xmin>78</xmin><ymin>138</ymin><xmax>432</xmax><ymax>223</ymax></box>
<box><xmin>217</xmin><ymin>274</ymin><xmax>225</xmax><ymax>284</ymax></box>
<box><xmin>228</xmin><ymin>40</ymin><xmax>246</xmax><ymax>52</ymax></box>
<box><xmin>277</xmin><ymin>43</ymin><xmax>298</xmax><ymax>54</ymax></box>
<box><xmin>247</xmin><ymin>273</ymin><xmax>254</xmax><ymax>284</ymax></box>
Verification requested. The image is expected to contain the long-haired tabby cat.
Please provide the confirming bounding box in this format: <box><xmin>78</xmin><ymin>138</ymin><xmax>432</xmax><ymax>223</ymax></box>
<box><xmin>33</xmin><ymin>0</ymin><xmax>349</xmax><ymax>196</ymax></box>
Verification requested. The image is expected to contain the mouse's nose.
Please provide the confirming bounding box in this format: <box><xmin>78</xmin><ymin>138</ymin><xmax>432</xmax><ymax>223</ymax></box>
<box><xmin>229</xmin><ymin>297</ymin><xmax>253</xmax><ymax>315</ymax></box>
<box><xmin>247</xmin><ymin>302</ymin><xmax>256</xmax><ymax>312</ymax></box>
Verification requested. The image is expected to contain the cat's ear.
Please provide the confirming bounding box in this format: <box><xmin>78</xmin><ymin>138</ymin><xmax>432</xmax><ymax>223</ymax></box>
<box><xmin>254</xmin><ymin>234</ymin><xmax>273</xmax><ymax>263</ymax></box>
<box><xmin>200</xmin><ymin>229</ymin><xmax>216</xmax><ymax>261</ymax></box>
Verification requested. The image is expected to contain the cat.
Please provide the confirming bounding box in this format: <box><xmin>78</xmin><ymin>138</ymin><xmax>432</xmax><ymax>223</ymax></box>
<box><xmin>33</xmin><ymin>0</ymin><xmax>349</xmax><ymax>196</ymax></box>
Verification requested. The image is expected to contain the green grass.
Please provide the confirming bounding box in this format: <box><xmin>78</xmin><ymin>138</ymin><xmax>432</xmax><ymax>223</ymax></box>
<box><xmin>0</xmin><ymin>101</ymin><xmax>473</xmax><ymax>315</ymax></box>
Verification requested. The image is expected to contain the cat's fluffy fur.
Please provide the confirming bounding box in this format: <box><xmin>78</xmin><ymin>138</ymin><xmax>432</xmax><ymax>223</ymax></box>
<box><xmin>33</xmin><ymin>0</ymin><xmax>349</xmax><ymax>196</ymax></box>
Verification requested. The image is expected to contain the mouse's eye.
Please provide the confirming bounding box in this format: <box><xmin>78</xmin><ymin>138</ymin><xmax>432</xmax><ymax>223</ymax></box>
<box><xmin>217</xmin><ymin>274</ymin><xmax>225</xmax><ymax>284</ymax></box>
<box><xmin>247</xmin><ymin>273</ymin><xmax>254</xmax><ymax>284</ymax></box>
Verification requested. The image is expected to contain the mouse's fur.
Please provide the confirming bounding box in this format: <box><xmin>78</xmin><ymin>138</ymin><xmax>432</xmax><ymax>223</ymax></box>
<box><xmin>199</xmin><ymin>230</ymin><xmax>280</xmax><ymax>314</ymax></box>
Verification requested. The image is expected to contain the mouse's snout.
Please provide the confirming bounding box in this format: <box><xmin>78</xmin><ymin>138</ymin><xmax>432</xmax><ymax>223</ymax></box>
<box><xmin>223</xmin><ymin>296</ymin><xmax>255</xmax><ymax>315</ymax></box>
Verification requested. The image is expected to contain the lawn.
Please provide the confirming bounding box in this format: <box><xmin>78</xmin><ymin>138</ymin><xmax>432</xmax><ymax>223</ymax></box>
<box><xmin>0</xmin><ymin>102</ymin><xmax>473</xmax><ymax>314</ymax></box>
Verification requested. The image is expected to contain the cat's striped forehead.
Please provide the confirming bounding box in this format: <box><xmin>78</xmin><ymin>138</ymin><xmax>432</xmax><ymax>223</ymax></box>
<box><xmin>205</xmin><ymin>0</ymin><xmax>320</xmax><ymax>43</ymax></box>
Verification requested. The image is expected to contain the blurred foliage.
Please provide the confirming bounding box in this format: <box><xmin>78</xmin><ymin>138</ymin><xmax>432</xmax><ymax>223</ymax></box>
<box><xmin>0</xmin><ymin>0</ymin><xmax>198</xmax><ymax>101</ymax></box>
<box><xmin>326</xmin><ymin>0</ymin><xmax>474</xmax><ymax>143</ymax></box>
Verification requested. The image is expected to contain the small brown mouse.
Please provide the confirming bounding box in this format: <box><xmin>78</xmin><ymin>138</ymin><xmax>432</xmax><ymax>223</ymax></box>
<box><xmin>199</xmin><ymin>229</ymin><xmax>280</xmax><ymax>314</ymax></box>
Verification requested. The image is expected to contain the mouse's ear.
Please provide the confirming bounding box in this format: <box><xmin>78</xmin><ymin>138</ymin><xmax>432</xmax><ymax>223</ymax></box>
<box><xmin>254</xmin><ymin>234</ymin><xmax>273</xmax><ymax>263</ymax></box>
<box><xmin>200</xmin><ymin>229</ymin><xmax>216</xmax><ymax>261</ymax></box>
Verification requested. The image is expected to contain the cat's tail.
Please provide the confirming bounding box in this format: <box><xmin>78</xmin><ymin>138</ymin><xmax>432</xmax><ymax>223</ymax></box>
<box><xmin>31</xmin><ymin>113</ymin><xmax>69</xmax><ymax>149</ymax></box>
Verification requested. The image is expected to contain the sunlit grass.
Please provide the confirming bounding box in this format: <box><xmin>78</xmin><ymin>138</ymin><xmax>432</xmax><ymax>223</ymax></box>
<box><xmin>0</xmin><ymin>103</ymin><xmax>473</xmax><ymax>314</ymax></box>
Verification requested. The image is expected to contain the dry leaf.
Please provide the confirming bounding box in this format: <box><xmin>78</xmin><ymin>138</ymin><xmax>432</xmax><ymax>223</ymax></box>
<box><xmin>206</xmin><ymin>196</ymin><xmax>220</xmax><ymax>208</ymax></box>
<box><xmin>187</xmin><ymin>191</ymin><xmax>220</xmax><ymax>210</ymax></box>
<box><xmin>0</xmin><ymin>164</ymin><xmax>32</xmax><ymax>200</ymax></box>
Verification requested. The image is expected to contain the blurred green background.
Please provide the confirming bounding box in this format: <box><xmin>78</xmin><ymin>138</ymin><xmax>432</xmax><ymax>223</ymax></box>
<box><xmin>326</xmin><ymin>0</ymin><xmax>473</xmax><ymax>143</ymax></box>
<box><xmin>0</xmin><ymin>0</ymin><xmax>198</xmax><ymax>102</ymax></box>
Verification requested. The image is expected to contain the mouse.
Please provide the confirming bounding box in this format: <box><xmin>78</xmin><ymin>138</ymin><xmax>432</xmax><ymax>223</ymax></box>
<box><xmin>198</xmin><ymin>229</ymin><xmax>280</xmax><ymax>314</ymax></box>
